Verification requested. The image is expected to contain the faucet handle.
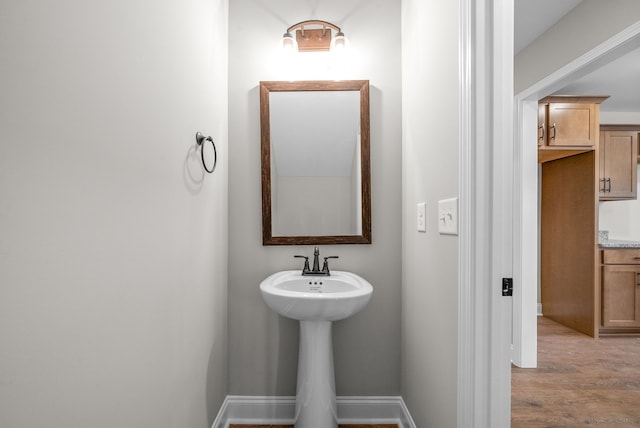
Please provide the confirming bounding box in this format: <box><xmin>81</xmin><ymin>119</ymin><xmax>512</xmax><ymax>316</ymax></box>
<box><xmin>294</xmin><ymin>255</ymin><xmax>310</xmax><ymax>273</ymax></box>
<box><xmin>321</xmin><ymin>256</ymin><xmax>339</xmax><ymax>274</ymax></box>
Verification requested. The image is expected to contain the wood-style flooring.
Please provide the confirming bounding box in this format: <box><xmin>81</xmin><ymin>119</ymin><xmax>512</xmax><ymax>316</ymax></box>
<box><xmin>512</xmin><ymin>316</ymin><xmax>640</xmax><ymax>427</ymax></box>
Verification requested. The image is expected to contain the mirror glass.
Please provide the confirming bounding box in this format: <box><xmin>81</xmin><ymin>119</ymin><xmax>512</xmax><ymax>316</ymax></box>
<box><xmin>260</xmin><ymin>80</ymin><xmax>371</xmax><ymax>245</ymax></box>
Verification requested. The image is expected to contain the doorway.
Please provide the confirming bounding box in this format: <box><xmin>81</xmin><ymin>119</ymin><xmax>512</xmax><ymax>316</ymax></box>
<box><xmin>512</xmin><ymin>21</ymin><xmax>640</xmax><ymax>367</ymax></box>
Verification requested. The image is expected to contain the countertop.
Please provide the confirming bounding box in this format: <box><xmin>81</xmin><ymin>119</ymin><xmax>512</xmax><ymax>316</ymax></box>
<box><xmin>599</xmin><ymin>239</ymin><xmax>640</xmax><ymax>249</ymax></box>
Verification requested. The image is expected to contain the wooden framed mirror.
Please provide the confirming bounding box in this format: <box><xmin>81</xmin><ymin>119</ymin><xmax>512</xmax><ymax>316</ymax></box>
<box><xmin>260</xmin><ymin>80</ymin><xmax>371</xmax><ymax>245</ymax></box>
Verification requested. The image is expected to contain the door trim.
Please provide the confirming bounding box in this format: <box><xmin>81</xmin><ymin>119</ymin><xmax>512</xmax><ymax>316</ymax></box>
<box><xmin>458</xmin><ymin>0</ymin><xmax>513</xmax><ymax>426</ymax></box>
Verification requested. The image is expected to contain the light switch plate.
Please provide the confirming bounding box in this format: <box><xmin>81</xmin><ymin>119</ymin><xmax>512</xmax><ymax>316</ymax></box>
<box><xmin>417</xmin><ymin>202</ymin><xmax>426</xmax><ymax>232</ymax></box>
<box><xmin>438</xmin><ymin>197</ymin><xmax>458</xmax><ymax>235</ymax></box>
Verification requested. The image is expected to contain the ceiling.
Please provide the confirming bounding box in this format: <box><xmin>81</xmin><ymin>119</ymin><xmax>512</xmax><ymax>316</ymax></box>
<box><xmin>515</xmin><ymin>0</ymin><xmax>640</xmax><ymax>112</ymax></box>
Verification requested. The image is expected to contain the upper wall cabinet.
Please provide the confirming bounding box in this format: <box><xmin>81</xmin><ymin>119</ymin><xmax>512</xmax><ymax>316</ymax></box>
<box><xmin>599</xmin><ymin>125</ymin><xmax>639</xmax><ymax>201</ymax></box>
<box><xmin>538</xmin><ymin>96</ymin><xmax>608</xmax><ymax>163</ymax></box>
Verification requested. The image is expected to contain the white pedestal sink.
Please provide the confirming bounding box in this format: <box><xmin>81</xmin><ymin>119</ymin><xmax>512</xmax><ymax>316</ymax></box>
<box><xmin>260</xmin><ymin>270</ymin><xmax>373</xmax><ymax>428</ymax></box>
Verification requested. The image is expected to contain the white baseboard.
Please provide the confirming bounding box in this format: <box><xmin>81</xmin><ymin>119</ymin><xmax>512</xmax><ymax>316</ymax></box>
<box><xmin>212</xmin><ymin>395</ymin><xmax>416</xmax><ymax>428</ymax></box>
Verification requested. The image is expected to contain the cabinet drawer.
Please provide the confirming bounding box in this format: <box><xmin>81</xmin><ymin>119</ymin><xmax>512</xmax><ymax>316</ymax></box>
<box><xmin>602</xmin><ymin>249</ymin><xmax>640</xmax><ymax>264</ymax></box>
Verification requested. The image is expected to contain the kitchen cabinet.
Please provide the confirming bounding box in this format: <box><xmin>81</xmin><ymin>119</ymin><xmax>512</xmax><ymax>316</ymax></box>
<box><xmin>545</xmin><ymin>102</ymin><xmax>596</xmax><ymax>147</ymax></box>
<box><xmin>601</xmin><ymin>249</ymin><xmax>640</xmax><ymax>333</ymax></box>
<box><xmin>538</xmin><ymin>96</ymin><xmax>608</xmax><ymax>163</ymax></box>
<box><xmin>599</xmin><ymin>129</ymin><xmax>638</xmax><ymax>200</ymax></box>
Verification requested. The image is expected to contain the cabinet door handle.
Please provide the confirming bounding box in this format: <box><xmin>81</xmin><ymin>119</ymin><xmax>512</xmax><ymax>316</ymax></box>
<box><xmin>606</xmin><ymin>178</ymin><xmax>612</xmax><ymax>192</ymax></box>
<box><xmin>550</xmin><ymin>123</ymin><xmax>556</xmax><ymax>140</ymax></box>
<box><xmin>539</xmin><ymin>123</ymin><xmax>545</xmax><ymax>141</ymax></box>
<box><xmin>600</xmin><ymin>178</ymin><xmax>606</xmax><ymax>192</ymax></box>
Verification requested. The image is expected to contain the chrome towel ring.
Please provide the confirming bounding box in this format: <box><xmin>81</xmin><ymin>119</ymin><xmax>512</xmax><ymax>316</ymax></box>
<box><xmin>195</xmin><ymin>132</ymin><xmax>217</xmax><ymax>173</ymax></box>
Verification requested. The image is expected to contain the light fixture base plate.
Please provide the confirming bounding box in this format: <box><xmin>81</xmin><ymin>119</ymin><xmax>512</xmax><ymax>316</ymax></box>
<box><xmin>295</xmin><ymin>28</ymin><xmax>332</xmax><ymax>52</ymax></box>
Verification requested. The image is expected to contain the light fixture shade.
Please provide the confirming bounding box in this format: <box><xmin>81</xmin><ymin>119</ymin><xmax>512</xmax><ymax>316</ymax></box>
<box><xmin>281</xmin><ymin>32</ymin><xmax>297</xmax><ymax>50</ymax></box>
<box><xmin>331</xmin><ymin>31</ymin><xmax>348</xmax><ymax>50</ymax></box>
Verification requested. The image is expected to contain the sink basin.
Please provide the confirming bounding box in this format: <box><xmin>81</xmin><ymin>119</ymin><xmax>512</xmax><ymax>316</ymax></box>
<box><xmin>260</xmin><ymin>269</ymin><xmax>373</xmax><ymax>427</ymax></box>
<box><xmin>259</xmin><ymin>270</ymin><xmax>373</xmax><ymax>321</ymax></box>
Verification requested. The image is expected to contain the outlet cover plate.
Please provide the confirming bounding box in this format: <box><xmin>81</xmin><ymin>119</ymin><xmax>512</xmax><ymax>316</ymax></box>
<box><xmin>438</xmin><ymin>197</ymin><xmax>458</xmax><ymax>235</ymax></box>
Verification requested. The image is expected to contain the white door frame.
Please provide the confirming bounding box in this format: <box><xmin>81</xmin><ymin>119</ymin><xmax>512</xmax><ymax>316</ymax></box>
<box><xmin>458</xmin><ymin>2</ymin><xmax>640</xmax><ymax>424</ymax></box>
<box><xmin>458</xmin><ymin>0</ymin><xmax>514</xmax><ymax>426</ymax></box>
<box><xmin>511</xmin><ymin>22</ymin><xmax>640</xmax><ymax>368</ymax></box>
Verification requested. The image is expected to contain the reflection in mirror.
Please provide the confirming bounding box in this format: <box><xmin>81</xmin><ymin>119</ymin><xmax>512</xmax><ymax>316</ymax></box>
<box><xmin>260</xmin><ymin>80</ymin><xmax>371</xmax><ymax>245</ymax></box>
<box><xmin>270</xmin><ymin>90</ymin><xmax>361</xmax><ymax>236</ymax></box>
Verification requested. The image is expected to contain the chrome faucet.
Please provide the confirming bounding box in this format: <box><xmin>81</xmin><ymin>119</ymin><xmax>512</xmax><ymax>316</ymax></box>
<box><xmin>294</xmin><ymin>247</ymin><xmax>338</xmax><ymax>276</ymax></box>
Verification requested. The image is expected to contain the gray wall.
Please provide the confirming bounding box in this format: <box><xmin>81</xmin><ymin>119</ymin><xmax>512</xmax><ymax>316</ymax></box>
<box><xmin>0</xmin><ymin>1</ymin><xmax>229</xmax><ymax>426</ymax></box>
<box><xmin>515</xmin><ymin>0</ymin><xmax>640</xmax><ymax>93</ymax></box>
<box><xmin>400</xmin><ymin>0</ymin><xmax>460</xmax><ymax>426</ymax></box>
<box><xmin>228</xmin><ymin>0</ymin><xmax>402</xmax><ymax>396</ymax></box>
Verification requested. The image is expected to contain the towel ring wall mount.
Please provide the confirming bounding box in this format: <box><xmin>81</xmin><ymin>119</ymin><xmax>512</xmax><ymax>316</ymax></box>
<box><xmin>195</xmin><ymin>132</ymin><xmax>217</xmax><ymax>173</ymax></box>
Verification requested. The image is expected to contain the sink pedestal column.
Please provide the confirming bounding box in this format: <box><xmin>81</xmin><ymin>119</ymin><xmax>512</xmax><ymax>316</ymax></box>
<box><xmin>295</xmin><ymin>320</ymin><xmax>338</xmax><ymax>428</ymax></box>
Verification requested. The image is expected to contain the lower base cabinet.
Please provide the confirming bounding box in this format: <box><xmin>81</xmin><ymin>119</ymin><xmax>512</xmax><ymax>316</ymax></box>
<box><xmin>601</xmin><ymin>249</ymin><xmax>640</xmax><ymax>334</ymax></box>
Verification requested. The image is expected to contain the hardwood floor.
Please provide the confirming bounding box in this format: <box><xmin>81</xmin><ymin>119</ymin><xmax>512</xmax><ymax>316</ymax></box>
<box><xmin>512</xmin><ymin>316</ymin><xmax>640</xmax><ymax>427</ymax></box>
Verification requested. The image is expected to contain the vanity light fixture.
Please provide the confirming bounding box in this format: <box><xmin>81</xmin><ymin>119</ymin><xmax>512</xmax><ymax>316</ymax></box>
<box><xmin>281</xmin><ymin>20</ymin><xmax>348</xmax><ymax>52</ymax></box>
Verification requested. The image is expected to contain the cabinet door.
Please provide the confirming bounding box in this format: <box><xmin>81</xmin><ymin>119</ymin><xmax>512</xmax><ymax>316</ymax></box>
<box><xmin>547</xmin><ymin>103</ymin><xmax>596</xmax><ymax>147</ymax></box>
<box><xmin>538</xmin><ymin>104</ymin><xmax>547</xmax><ymax>146</ymax></box>
<box><xmin>600</xmin><ymin>131</ymin><xmax>638</xmax><ymax>199</ymax></box>
<box><xmin>602</xmin><ymin>265</ymin><xmax>640</xmax><ymax>327</ymax></box>
<box><xmin>599</xmin><ymin>130</ymin><xmax>605</xmax><ymax>193</ymax></box>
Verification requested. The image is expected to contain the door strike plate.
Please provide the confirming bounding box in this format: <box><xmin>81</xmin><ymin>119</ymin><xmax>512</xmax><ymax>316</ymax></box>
<box><xmin>502</xmin><ymin>278</ymin><xmax>513</xmax><ymax>297</ymax></box>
